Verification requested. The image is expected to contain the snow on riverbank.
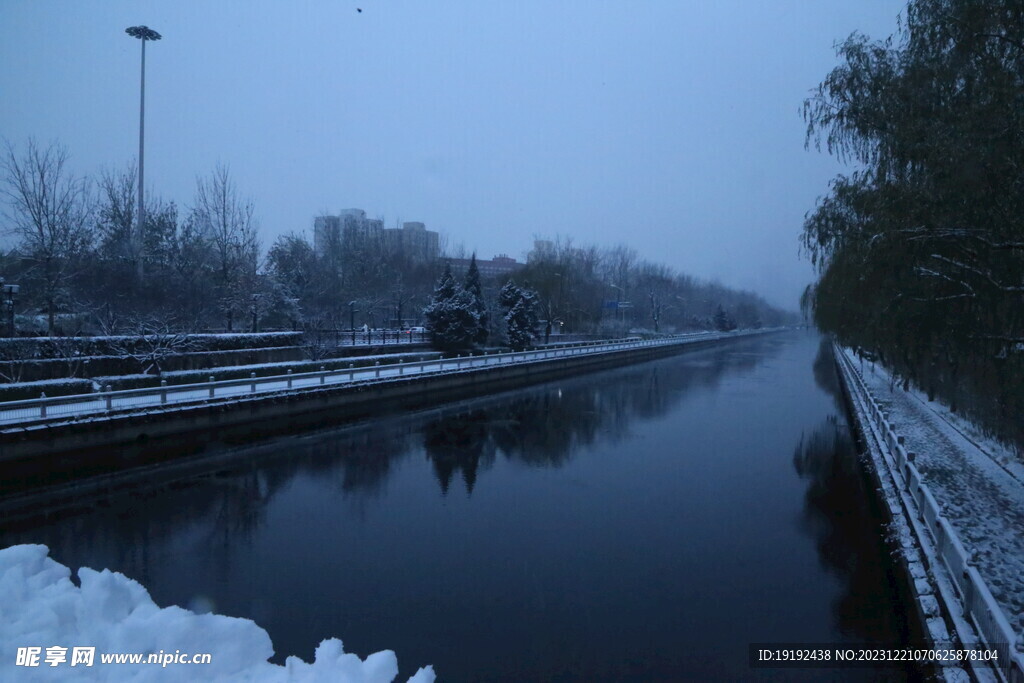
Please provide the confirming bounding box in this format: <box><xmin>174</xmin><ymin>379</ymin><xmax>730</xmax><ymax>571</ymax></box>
<box><xmin>848</xmin><ymin>350</ymin><xmax>1024</xmax><ymax>636</ymax></box>
<box><xmin>1</xmin><ymin>545</ymin><xmax>435</xmax><ymax>682</ymax></box>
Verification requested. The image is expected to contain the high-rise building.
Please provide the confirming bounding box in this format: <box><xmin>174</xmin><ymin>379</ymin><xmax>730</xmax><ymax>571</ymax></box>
<box><xmin>313</xmin><ymin>215</ymin><xmax>342</xmax><ymax>257</ymax></box>
<box><xmin>382</xmin><ymin>222</ymin><xmax>439</xmax><ymax>262</ymax></box>
<box><xmin>313</xmin><ymin>209</ymin><xmax>377</xmax><ymax>255</ymax></box>
<box><xmin>311</xmin><ymin>208</ymin><xmax>440</xmax><ymax>262</ymax></box>
<box><xmin>314</xmin><ymin>209</ymin><xmax>439</xmax><ymax>262</ymax></box>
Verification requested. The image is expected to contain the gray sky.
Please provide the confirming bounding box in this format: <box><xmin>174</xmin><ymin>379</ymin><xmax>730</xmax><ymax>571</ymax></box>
<box><xmin>0</xmin><ymin>0</ymin><xmax>904</xmax><ymax>309</ymax></box>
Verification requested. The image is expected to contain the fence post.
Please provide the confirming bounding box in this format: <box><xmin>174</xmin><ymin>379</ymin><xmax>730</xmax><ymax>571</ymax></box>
<box><xmin>251</xmin><ymin>372</ymin><xmax>257</xmax><ymax>393</ymax></box>
<box><xmin>160</xmin><ymin>380</ymin><xmax>168</xmax><ymax>405</ymax></box>
<box><xmin>105</xmin><ymin>385</ymin><xmax>113</xmax><ymax>411</ymax></box>
<box><xmin>287</xmin><ymin>369</ymin><xmax>293</xmax><ymax>389</ymax></box>
<box><xmin>399</xmin><ymin>362</ymin><xmax>404</xmax><ymax>376</ymax></box>
<box><xmin>457</xmin><ymin>354</ymin><xmax>461</xmax><ymax>369</ymax></box>
<box><xmin>375</xmin><ymin>361</ymin><xmax>380</xmax><ymax>378</ymax></box>
<box><xmin>320</xmin><ymin>366</ymin><xmax>326</xmax><ymax>384</ymax></box>
<box><xmin>40</xmin><ymin>392</ymin><xmax>46</xmax><ymax>418</ymax></box>
<box><xmin>208</xmin><ymin>376</ymin><xmax>215</xmax><ymax>398</ymax></box>
<box><xmin>349</xmin><ymin>363</ymin><xmax>355</xmax><ymax>381</ymax></box>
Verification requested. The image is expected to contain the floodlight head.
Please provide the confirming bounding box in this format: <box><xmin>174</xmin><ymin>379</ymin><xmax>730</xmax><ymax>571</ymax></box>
<box><xmin>126</xmin><ymin>25</ymin><xmax>162</xmax><ymax>41</ymax></box>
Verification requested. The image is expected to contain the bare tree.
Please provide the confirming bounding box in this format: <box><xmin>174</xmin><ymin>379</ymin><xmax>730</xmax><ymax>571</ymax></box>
<box><xmin>96</xmin><ymin>163</ymin><xmax>143</xmax><ymax>282</ymax></box>
<box><xmin>0</xmin><ymin>339</ymin><xmax>35</xmax><ymax>383</ymax></box>
<box><xmin>191</xmin><ymin>164</ymin><xmax>258</xmax><ymax>331</ymax></box>
<box><xmin>169</xmin><ymin>213</ymin><xmax>214</xmax><ymax>330</ymax></box>
<box><xmin>1</xmin><ymin>140</ymin><xmax>93</xmax><ymax>335</ymax></box>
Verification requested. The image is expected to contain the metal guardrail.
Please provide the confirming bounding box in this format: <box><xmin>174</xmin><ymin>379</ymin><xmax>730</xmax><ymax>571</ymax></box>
<box><xmin>835</xmin><ymin>345</ymin><xmax>1024</xmax><ymax>682</ymax></box>
<box><xmin>0</xmin><ymin>330</ymin><xmax>757</xmax><ymax>428</ymax></box>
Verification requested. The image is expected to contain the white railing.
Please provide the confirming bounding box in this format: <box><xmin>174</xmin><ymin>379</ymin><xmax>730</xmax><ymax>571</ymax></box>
<box><xmin>835</xmin><ymin>345</ymin><xmax>1024</xmax><ymax>682</ymax></box>
<box><xmin>0</xmin><ymin>329</ymin><xmax>766</xmax><ymax>429</ymax></box>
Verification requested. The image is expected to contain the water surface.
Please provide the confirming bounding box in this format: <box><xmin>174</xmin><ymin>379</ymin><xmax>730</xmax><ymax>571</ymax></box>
<box><xmin>2</xmin><ymin>331</ymin><xmax>919</xmax><ymax>680</ymax></box>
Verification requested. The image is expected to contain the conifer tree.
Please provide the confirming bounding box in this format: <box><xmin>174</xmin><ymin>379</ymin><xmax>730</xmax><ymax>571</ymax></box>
<box><xmin>424</xmin><ymin>263</ymin><xmax>479</xmax><ymax>351</ymax></box>
<box><xmin>464</xmin><ymin>254</ymin><xmax>489</xmax><ymax>345</ymax></box>
<box><xmin>500</xmin><ymin>280</ymin><xmax>539</xmax><ymax>351</ymax></box>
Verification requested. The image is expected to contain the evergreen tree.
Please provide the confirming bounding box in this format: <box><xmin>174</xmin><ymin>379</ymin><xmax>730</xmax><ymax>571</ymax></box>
<box><xmin>433</xmin><ymin>263</ymin><xmax>457</xmax><ymax>303</ymax></box>
<box><xmin>424</xmin><ymin>263</ymin><xmax>479</xmax><ymax>351</ymax></box>
<box><xmin>713</xmin><ymin>305</ymin><xmax>735</xmax><ymax>332</ymax></box>
<box><xmin>500</xmin><ymin>280</ymin><xmax>539</xmax><ymax>351</ymax></box>
<box><xmin>498</xmin><ymin>279</ymin><xmax>521</xmax><ymax>312</ymax></box>
<box><xmin>463</xmin><ymin>254</ymin><xmax>489</xmax><ymax>344</ymax></box>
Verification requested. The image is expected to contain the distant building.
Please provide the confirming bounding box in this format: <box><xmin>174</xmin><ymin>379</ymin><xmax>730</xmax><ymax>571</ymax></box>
<box><xmin>382</xmin><ymin>221</ymin><xmax>440</xmax><ymax>262</ymax></box>
<box><xmin>312</xmin><ymin>215</ymin><xmax>342</xmax><ymax>257</ymax></box>
<box><xmin>449</xmin><ymin>254</ymin><xmax>523</xmax><ymax>279</ymax></box>
<box><xmin>313</xmin><ymin>210</ymin><xmax>438</xmax><ymax>262</ymax></box>
<box><xmin>527</xmin><ymin>239</ymin><xmax>556</xmax><ymax>263</ymax></box>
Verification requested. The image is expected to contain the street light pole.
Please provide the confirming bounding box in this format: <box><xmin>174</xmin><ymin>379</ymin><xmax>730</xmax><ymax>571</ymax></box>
<box><xmin>125</xmin><ymin>25</ymin><xmax>162</xmax><ymax>282</ymax></box>
<box><xmin>349</xmin><ymin>301</ymin><xmax>358</xmax><ymax>344</ymax></box>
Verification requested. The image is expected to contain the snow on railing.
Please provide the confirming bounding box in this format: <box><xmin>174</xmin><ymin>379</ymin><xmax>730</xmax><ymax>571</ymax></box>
<box><xmin>835</xmin><ymin>345</ymin><xmax>1024</xmax><ymax>682</ymax></box>
<box><xmin>0</xmin><ymin>329</ymin><xmax>764</xmax><ymax>429</ymax></box>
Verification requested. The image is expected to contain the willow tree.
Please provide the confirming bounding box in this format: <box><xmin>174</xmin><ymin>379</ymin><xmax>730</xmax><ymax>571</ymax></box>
<box><xmin>803</xmin><ymin>0</ymin><xmax>1024</xmax><ymax>444</ymax></box>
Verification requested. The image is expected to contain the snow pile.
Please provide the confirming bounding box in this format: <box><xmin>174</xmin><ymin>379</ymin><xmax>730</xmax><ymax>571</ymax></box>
<box><xmin>0</xmin><ymin>545</ymin><xmax>435</xmax><ymax>682</ymax></box>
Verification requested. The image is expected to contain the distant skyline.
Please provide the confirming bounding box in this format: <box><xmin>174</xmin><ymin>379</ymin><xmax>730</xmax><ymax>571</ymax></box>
<box><xmin>0</xmin><ymin>1</ymin><xmax>905</xmax><ymax>309</ymax></box>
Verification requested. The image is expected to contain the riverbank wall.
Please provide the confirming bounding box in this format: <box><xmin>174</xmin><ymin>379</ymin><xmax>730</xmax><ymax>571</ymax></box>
<box><xmin>0</xmin><ymin>331</ymin><xmax>777</xmax><ymax>465</ymax></box>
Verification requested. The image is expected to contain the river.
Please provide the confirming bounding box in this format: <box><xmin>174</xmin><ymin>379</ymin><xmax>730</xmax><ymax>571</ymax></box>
<box><xmin>1</xmin><ymin>331</ymin><xmax>923</xmax><ymax>680</ymax></box>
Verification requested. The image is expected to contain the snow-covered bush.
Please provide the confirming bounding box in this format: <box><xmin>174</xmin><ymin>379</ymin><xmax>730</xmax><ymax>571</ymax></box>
<box><xmin>0</xmin><ymin>377</ymin><xmax>94</xmax><ymax>402</ymax></box>
<box><xmin>0</xmin><ymin>332</ymin><xmax>303</xmax><ymax>361</ymax></box>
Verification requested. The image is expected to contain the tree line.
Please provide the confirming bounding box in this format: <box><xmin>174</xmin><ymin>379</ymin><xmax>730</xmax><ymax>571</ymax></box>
<box><xmin>0</xmin><ymin>140</ymin><xmax>444</xmax><ymax>337</ymax></box>
<box><xmin>507</xmin><ymin>237</ymin><xmax>793</xmax><ymax>338</ymax></box>
<box><xmin>0</xmin><ymin>138</ymin><xmax>794</xmax><ymax>347</ymax></box>
<box><xmin>802</xmin><ymin>0</ymin><xmax>1024</xmax><ymax>447</ymax></box>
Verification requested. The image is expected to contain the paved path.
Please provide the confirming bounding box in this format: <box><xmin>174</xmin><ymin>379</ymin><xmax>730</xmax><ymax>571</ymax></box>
<box><xmin>847</xmin><ymin>349</ymin><xmax>1024</xmax><ymax>636</ymax></box>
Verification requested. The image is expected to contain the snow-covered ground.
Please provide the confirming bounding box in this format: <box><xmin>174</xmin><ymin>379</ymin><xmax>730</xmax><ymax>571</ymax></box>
<box><xmin>848</xmin><ymin>350</ymin><xmax>1024</xmax><ymax>637</ymax></box>
<box><xmin>0</xmin><ymin>545</ymin><xmax>435</xmax><ymax>682</ymax></box>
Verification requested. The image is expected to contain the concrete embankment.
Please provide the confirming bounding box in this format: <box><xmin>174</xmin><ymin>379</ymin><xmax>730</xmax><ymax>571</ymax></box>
<box><xmin>0</xmin><ymin>331</ymin><xmax>776</xmax><ymax>466</ymax></box>
<box><xmin>832</xmin><ymin>343</ymin><xmax>1024</xmax><ymax>683</ymax></box>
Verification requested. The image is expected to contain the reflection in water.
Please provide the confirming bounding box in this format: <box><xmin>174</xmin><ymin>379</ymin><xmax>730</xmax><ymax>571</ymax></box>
<box><xmin>419</xmin><ymin>345</ymin><xmax>762</xmax><ymax>495</ymax></box>
<box><xmin>423</xmin><ymin>411</ymin><xmax>494</xmax><ymax>495</ymax></box>
<box><xmin>3</xmin><ymin>339</ymin><xmax>763</xmax><ymax>569</ymax></box>
<box><xmin>813</xmin><ymin>336</ymin><xmax>843</xmax><ymax>410</ymax></box>
<box><xmin>0</xmin><ymin>333</ymin><xmax>918</xmax><ymax>680</ymax></box>
<box><xmin>793</xmin><ymin>418</ymin><xmax>913</xmax><ymax>644</ymax></box>
<box><xmin>794</xmin><ymin>338</ymin><xmax>923</xmax><ymax>681</ymax></box>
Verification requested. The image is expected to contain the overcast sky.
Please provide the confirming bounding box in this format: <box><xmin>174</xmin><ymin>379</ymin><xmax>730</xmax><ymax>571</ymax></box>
<box><xmin>0</xmin><ymin>1</ymin><xmax>904</xmax><ymax>309</ymax></box>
